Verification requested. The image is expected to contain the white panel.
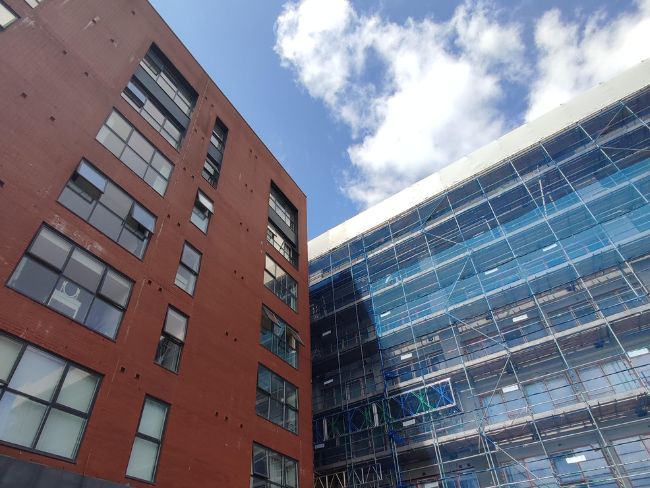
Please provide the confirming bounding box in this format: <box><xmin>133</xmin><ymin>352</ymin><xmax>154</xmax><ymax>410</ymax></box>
<box><xmin>400</xmin><ymin>353</ymin><xmax>413</xmax><ymax>360</ymax></box>
<box><xmin>628</xmin><ymin>348</ymin><xmax>649</xmax><ymax>358</ymax></box>
<box><xmin>566</xmin><ymin>454</ymin><xmax>587</xmax><ymax>464</ymax></box>
<box><xmin>512</xmin><ymin>314</ymin><xmax>528</xmax><ymax>323</ymax></box>
<box><xmin>402</xmin><ymin>419</ymin><xmax>416</xmax><ymax>427</ymax></box>
<box><xmin>502</xmin><ymin>384</ymin><xmax>519</xmax><ymax>393</ymax></box>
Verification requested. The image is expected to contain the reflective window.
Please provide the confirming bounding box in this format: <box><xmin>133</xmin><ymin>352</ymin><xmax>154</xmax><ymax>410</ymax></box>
<box><xmin>58</xmin><ymin>160</ymin><xmax>156</xmax><ymax>259</ymax></box>
<box><xmin>0</xmin><ymin>2</ymin><xmax>16</xmax><ymax>29</ymax></box>
<box><xmin>154</xmin><ymin>307</ymin><xmax>188</xmax><ymax>373</ymax></box>
<box><xmin>269</xmin><ymin>186</ymin><xmax>297</xmax><ymax>232</ymax></box>
<box><xmin>0</xmin><ymin>333</ymin><xmax>100</xmax><ymax>460</ymax></box>
<box><xmin>174</xmin><ymin>243</ymin><xmax>201</xmax><ymax>295</ymax></box>
<box><xmin>122</xmin><ymin>80</ymin><xmax>184</xmax><ymax>149</ymax></box>
<box><xmin>96</xmin><ymin>110</ymin><xmax>173</xmax><ymax>195</ymax></box>
<box><xmin>256</xmin><ymin>365</ymin><xmax>298</xmax><ymax>433</ymax></box>
<box><xmin>202</xmin><ymin>155</ymin><xmax>220</xmax><ymax>188</ymax></box>
<box><xmin>267</xmin><ymin>221</ymin><xmax>298</xmax><ymax>266</ymax></box>
<box><xmin>260</xmin><ymin>306</ymin><xmax>300</xmax><ymax>368</ymax></box>
<box><xmin>251</xmin><ymin>443</ymin><xmax>298</xmax><ymax>488</ymax></box>
<box><xmin>24</xmin><ymin>0</ymin><xmax>42</xmax><ymax>8</ymax></box>
<box><xmin>126</xmin><ymin>397</ymin><xmax>169</xmax><ymax>482</ymax></box>
<box><xmin>140</xmin><ymin>47</ymin><xmax>196</xmax><ymax>116</ymax></box>
<box><xmin>190</xmin><ymin>191</ymin><xmax>213</xmax><ymax>233</ymax></box>
<box><xmin>264</xmin><ymin>255</ymin><xmax>298</xmax><ymax>311</ymax></box>
<box><xmin>8</xmin><ymin>227</ymin><xmax>133</xmax><ymax>339</ymax></box>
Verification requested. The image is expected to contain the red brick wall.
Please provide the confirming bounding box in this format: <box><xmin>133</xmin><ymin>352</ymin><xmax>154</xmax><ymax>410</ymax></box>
<box><xmin>0</xmin><ymin>1</ymin><xmax>312</xmax><ymax>486</ymax></box>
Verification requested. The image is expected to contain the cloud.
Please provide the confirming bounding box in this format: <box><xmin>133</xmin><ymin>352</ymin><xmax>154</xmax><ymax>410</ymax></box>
<box><xmin>527</xmin><ymin>0</ymin><xmax>650</xmax><ymax>120</ymax></box>
<box><xmin>275</xmin><ymin>0</ymin><xmax>650</xmax><ymax>209</ymax></box>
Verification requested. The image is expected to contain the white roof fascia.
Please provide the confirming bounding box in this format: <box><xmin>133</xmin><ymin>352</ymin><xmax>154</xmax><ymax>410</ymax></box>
<box><xmin>308</xmin><ymin>59</ymin><xmax>650</xmax><ymax>260</ymax></box>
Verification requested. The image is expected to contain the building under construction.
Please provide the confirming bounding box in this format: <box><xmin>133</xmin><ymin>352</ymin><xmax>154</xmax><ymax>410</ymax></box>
<box><xmin>308</xmin><ymin>61</ymin><xmax>650</xmax><ymax>488</ymax></box>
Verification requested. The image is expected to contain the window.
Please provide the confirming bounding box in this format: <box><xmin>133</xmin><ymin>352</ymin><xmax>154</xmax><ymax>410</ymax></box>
<box><xmin>24</xmin><ymin>0</ymin><xmax>42</xmax><ymax>7</ymax></box>
<box><xmin>122</xmin><ymin>80</ymin><xmax>184</xmax><ymax>149</ymax></box>
<box><xmin>174</xmin><ymin>243</ymin><xmax>201</xmax><ymax>295</ymax></box>
<box><xmin>140</xmin><ymin>47</ymin><xmax>196</xmax><ymax>116</ymax></box>
<box><xmin>260</xmin><ymin>306</ymin><xmax>302</xmax><ymax>368</ymax></box>
<box><xmin>0</xmin><ymin>2</ymin><xmax>16</xmax><ymax>29</ymax></box>
<box><xmin>251</xmin><ymin>443</ymin><xmax>298</xmax><ymax>488</ymax></box>
<box><xmin>256</xmin><ymin>365</ymin><xmax>298</xmax><ymax>433</ymax></box>
<box><xmin>96</xmin><ymin>110</ymin><xmax>173</xmax><ymax>195</ymax></box>
<box><xmin>58</xmin><ymin>160</ymin><xmax>156</xmax><ymax>259</ymax></box>
<box><xmin>267</xmin><ymin>221</ymin><xmax>298</xmax><ymax>266</ymax></box>
<box><xmin>126</xmin><ymin>397</ymin><xmax>169</xmax><ymax>483</ymax></box>
<box><xmin>0</xmin><ymin>333</ymin><xmax>100</xmax><ymax>460</ymax></box>
<box><xmin>201</xmin><ymin>120</ymin><xmax>228</xmax><ymax>189</ymax></box>
<box><xmin>190</xmin><ymin>191</ymin><xmax>214</xmax><ymax>233</ymax></box>
<box><xmin>202</xmin><ymin>155</ymin><xmax>220</xmax><ymax>188</ymax></box>
<box><xmin>264</xmin><ymin>255</ymin><xmax>298</xmax><ymax>311</ymax></box>
<box><xmin>154</xmin><ymin>307</ymin><xmax>188</xmax><ymax>373</ymax></box>
<box><xmin>7</xmin><ymin>227</ymin><xmax>133</xmax><ymax>339</ymax></box>
<box><xmin>269</xmin><ymin>186</ymin><xmax>297</xmax><ymax>232</ymax></box>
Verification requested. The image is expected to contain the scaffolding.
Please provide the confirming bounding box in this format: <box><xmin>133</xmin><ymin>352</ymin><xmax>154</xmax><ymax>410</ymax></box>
<box><xmin>309</xmin><ymin>85</ymin><xmax>650</xmax><ymax>487</ymax></box>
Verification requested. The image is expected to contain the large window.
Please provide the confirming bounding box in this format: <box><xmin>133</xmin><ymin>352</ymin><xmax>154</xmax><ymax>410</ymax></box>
<box><xmin>190</xmin><ymin>191</ymin><xmax>214</xmax><ymax>233</ymax></box>
<box><xmin>0</xmin><ymin>2</ymin><xmax>16</xmax><ymax>29</ymax></box>
<box><xmin>264</xmin><ymin>255</ymin><xmax>297</xmax><ymax>311</ymax></box>
<box><xmin>140</xmin><ymin>47</ymin><xmax>195</xmax><ymax>116</ymax></box>
<box><xmin>201</xmin><ymin>120</ymin><xmax>228</xmax><ymax>189</ymax></box>
<box><xmin>96</xmin><ymin>110</ymin><xmax>173</xmax><ymax>195</ymax></box>
<box><xmin>122</xmin><ymin>80</ymin><xmax>184</xmax><ymax>149</ymax></box>
<box><xmin>252</xmin><ymin>443</ymin><xmax>298</xmax><ymax>488</ymax></box>
<box><xmin>58</xmin><ymin>160</ymin><xmax>156</xmax><ymax>259</ymax></box>
<box><xmin>126</xmin><ymin>396</ymin><xmax>169</xmax><ymax>483</ymax></box>
<box><xmin>260</xmin><ymin>306</ymin><xmax>301</xmax><ymax>368</ymax></box>
<box><xmin>0</xmin><ymin>333</ymin><xmax>100</xmax><ymax>460</ymax></box>
<box><xmin>267</xmin><ymin>222</ymin><xmax>298</xmax><ymax>267</ymax></box>
<box><xmin>256</xmin><ymin>365</ymin><xmax>298</xmax><ymax>433</ymax></box>
<box><xmin>174</xmin><ymin>243</ymin><xmax>202</xmax><ymax>295</ymax></box>
<box><xmin>7</xmin><ymin>227</ymin><xmax>133</xmax><ymax>339</ymax></box>
<box><xmin>154</xmin><ymin>307</ymin><xmax>188</xmax><ymax>373</ymax></box>
<box><xmin>269</xmin><ymin>186</ymin><xmax>297</xmax><ymax>232</ymax></box>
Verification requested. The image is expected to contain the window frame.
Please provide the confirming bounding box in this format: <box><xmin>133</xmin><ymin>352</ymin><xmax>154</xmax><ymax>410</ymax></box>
<box><xmin>251</xmin><ymin>442</ymin><xmax>299</xmax><ymax>488</ymax></box>
<box><xmin>6</xmin><ymin>225</ymin><xmax>134</xmax><ymax>340</ymax></box>
<box><xmin>269</xmin><ymin>185</ymin><xmax>297</xmax><ymax>232</ymax></box>
<box><xmin>174</xmin><ymin>242</ymin><xmax>202</xmax><ymax>296</ymax></box>
<box><xmin>201</xmin><ymin>155</ymin><xmax>220</xmax><ymax>188</ymax></box>
<box><xmin>264</xmin><ymin>254</ymin><xmax>298</xmax><ymax>312</ymax></box>
<box><xmin>0</xmin><ymin>1</ymin><xmax>17</xmax><ymax>30</ymax></box>
<box><xmin>58</xmin><ymin>159</ymin><xmax>156</xmax><ymax>260</ymax></box>
<box><xmin>190</xmin><ymin>191</ymin><xmax>214</xmax><ymax>233</ymax></box>
<box><xmin>256</xmin><ymin>364</ymin><xmax>299</xmax><ymax>434</ymax></box>
<box><xmin>154</xmin><ymin>306</ymin><xmax>188</xmax><ymax>373</ymax></box>
<box><xmin>125</xmin><ymin>395</ymin><xmax>170</xmax><ymax>483</ymax></box>
<box><xmin>0</xmin><ymin>332</ymin><xmax>102</xmax><ymax>462</ymax></box>
<box><xmin>260</xmin><ymin>306</ymin><xmax>301</xmax><ymax>369</ymax></box>
<box><xmin>267</xmin><ymin>221</ymin><xmax>298</xmax><ymax>267</ymax></box>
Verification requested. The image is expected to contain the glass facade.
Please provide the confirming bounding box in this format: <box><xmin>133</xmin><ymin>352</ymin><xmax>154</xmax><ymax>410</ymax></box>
<box><xmin>309</xmin><ymin>87</ymin><xmax>650</xmax><ymax>487</ymax></box>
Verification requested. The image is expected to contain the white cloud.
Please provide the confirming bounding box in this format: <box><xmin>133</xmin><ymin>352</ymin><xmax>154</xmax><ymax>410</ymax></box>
<box><xmin>526</xmin><ymin>0</ymin><xmax>650</xmax><ymax>121</ymax></box>
<box><xmin>275</xmin><ymin>0</ymin><xmax>650</xmax><ymax>209</ymax></box>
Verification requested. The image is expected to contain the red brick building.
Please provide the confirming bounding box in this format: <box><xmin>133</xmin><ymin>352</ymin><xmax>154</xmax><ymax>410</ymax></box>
<box><xmin>0</xmin><ymin>1</ymin><xmax>312</xmax><ymax>487</ymax></box>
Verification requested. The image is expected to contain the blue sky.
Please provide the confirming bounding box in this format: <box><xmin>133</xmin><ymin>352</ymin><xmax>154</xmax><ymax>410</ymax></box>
<box><xmin>149</xmin><ymin>0</ymin><xmax>650</xmax><ymax>239</ymax></box>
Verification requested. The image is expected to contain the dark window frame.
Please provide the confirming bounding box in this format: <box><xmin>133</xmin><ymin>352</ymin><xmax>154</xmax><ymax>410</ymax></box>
<box><xmin>267</xmin><ymin>220</ymin><xmax>298</xmax><ymax>267</ymax></box>
<box><xmin>264</xmin><ymin>254</ymin><xmax>298</xmax><ymax>312</ymax></box>
<box><xmin>256</xmin><ymin>364</ymin><xmax>299</xmax><ymax>434</ymax></box>
<box><xmin>174</xmin><ymin>242</ymin><xmax>202</xmax><ymax>296</ymax></box>
<box><xmin>0</xmin><ymin>331</ymin><xmax>102</xmax><ymax>462</ymax></box>
<box><xmin>269</xmin><ymin>185</ymin><xmax>297</xmax><ymax>232</ymax></box>
<box><xmin>154</xmin><ymin>306</ymin><xmax>189</xmax><ymax>373</ymax></box>
<box><xmin>190</xmin><ymin>191</ymin><xmax>214</xmax><ymax>234</ymax></box>
<box><xmin>251</xmin><ymin>442</ymin><xmax>299</xmax><ymax>488</ymax></box>
<box><xmin>58</xmin><ymin>159</ymin><xmax>156</xmax><ymax>260</ymax></box>
<box><xmin>6</xmin><ymin>225</ymin><xmax>134</xmax><ymax>340</ymax></box>
<box><xmin>260</xmin><ymin>305</ymin><xmax>301</xmax><ymax>369</ymax></box>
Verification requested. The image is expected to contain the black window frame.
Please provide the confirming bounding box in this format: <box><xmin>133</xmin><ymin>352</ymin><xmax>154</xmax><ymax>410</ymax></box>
<box><xmin>269</xmin><ymin>185</ymin><xmax>297</xmax><ymax>232</ymax></box>
<box><xmin>251</xmin><ymin>442</ymin><xmax>299</xmax><ymax>488</ymax></box>
<box><xmin>6</xmin><ymin>225</ymin><xmax>134</xmax><ymax>340</ymax></box>
<box><xmin>0</xmin><ymin>331</ymin><xmax>102</xmax><ymax>462</ymax></box>
<box><xmin>174</xmin><ymin>242</ymin><xmax>202</xmax><ymax>296</ymax></box>
<box><xmin>256</xmin><ymin>364</ymin><xmax>299</xmax><ymax>434</ymax></box>
<box><xmin>267</xmin><ymin>220</ymin><xmax>298</xmax><ymax>267</ymax></box>
<box><xmin>190</xmin><ymin>190</ymin><xmax>214</xmax><ymax>234</ymax></box>
<box><xmin>154</xmin><ymin>306</ymin><xmax>189</xmax><ymax>373</ymax></box>
<box><xmin>58</xmin><ymin>159</ymin><xmax>156</xmax><ymax>260</ymax></box>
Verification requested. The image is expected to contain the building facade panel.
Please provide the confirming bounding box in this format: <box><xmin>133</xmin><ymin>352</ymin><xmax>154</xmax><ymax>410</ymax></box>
<box><xmin>0</xmin><ymin>1</ymin><xmax>311</xmax><ymax>487</ymax></box>
<box><xmin>309</xmin><ymin>78</ymin><xmax>650</xmax><ymax>487</ymax></box>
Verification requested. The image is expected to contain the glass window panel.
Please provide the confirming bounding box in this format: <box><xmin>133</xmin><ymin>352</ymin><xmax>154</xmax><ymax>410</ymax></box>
<box><xmin>49</xmin><ymin>276</ymin><xmax>94</xmax><ymax>321</ymax></box>
<box><xmin>63</xmin><ymin>249</ymin><xmax>105</xmax><ymax>292</ymax></box>
<box><xmin>106</xmin><ymin>112</ymin><xmax>131</xmax><ymax>140</ymax></box>
<box><xmin>144</xmin><ymin>167</ymin><xmax>167</xmax><ymax>195</ymax></box>
<box><xmin>150</xmin><ymin>153</ymin><xmax>172</xmax><ymax>178</ymax></box>
<box><xmin>285</xmin><ymin>459</ymin><xmax>298</xmax><ymax>488</ymax></box>
<box><xmin>58</xmin><ymin>187</ymin><xmax>94</xmax><ymax>220</ymax></box>
<box><xmin>191</xmin><ymin>207</ymin><xmax>209</xmax><ymax>232</ymax></box>
<box><xmin>0</xmin><ymin>393</ymin><xmax>47</xmax><ymax>447</ymax></box>
<box><xmin>96</xmin><ymin>126</ymin><xmax>126</xmax><ymax>158</ymax></box>
<box><xmin>84</xmin><ymin>298</ymin><xmax>122</xmax><ymax>338</ymax></box>
<box><xmin>77</xmin><ymin>161</ymin><xmax>107</xmax><ymax>192</ymax></box>
<box><xmin>285</xmin><ymin>384</ymin><xmax>298</xmax><ymax>408</ymax></box>
<box><xmin>9</xmin><ymin>346</ymin><xmax>65</xmax><ymax>400</ymax></box>
<box><xmin>8</xmin><ymin>257</ymin><xmax>59</xmax><ymax>303</ymax></box>
<box><xmin>128</xmin><ymin>131</ymin><xmax>155</xmax><ymax>162</ymax></box>
<box><xmin>100</xmin><ymin>270</ymin><xmax>131</xmax><ymax>307</ymax></box>
<box><xmin>155</xmin><ymin>336</ymin><xmax>181</xmax><ymax>372</ymax></box>
<box><xmin>253</xmin><ymin>445</ymin><xmax>268</xmax><ymax>477</ymax></box>
<box><xmin>126</xmin><ymin>437</ymin><xmax>159</xmax><ymax>482</ymax></box>
<box><xmin>0</xmin><ymin>335</ymin><xmax>21</xmax><ymax>382</ymax></box>
<box><xmin>132</xmin><ymin>204</ymin><xmax>155</xmax><ymax>233</ymax></box>
<box><xmin>57</xmin><ymin>367</ymin><xmax>99</xmax><ymax>413</ymax></box>
<box><xmin>99</xmin><ymin>183</ymin><xmax>132</xmax><ymax>219</ymax></box>
<box><xmin>175</xmin><ymin>265</ymin><xmax>196</xmax><ymax>294</ymax></box>
<box><xmin>121</xmin><ymin>147</ymin><xmax>148</xmax><ymax>178</ymax></box>
<box><xmin>268</xmin><ymin>451</ymin><xmax>283</xmax><ymax>484</ymax></box>
<box><xmin>138</xmin><ymin>398</ymin><xmax>168</xmax><ymax>440</ymax></box>
<box><xmin>181</xmin><ymin>245</ymin><xmax>201</xmax><ymax>272</ymax></box>
<box><xmin>29</xmin><ymin>227</ymin><xmax>72</xmax><ymax>270</ymax></box>
<box><xmin>118</xmin><ymin>229</ymin><xmax>146</xmax><ymax>259</ymax></box>
<box><xmin>164</xmin><ymin>308</ymin><xmax>187</xmax><ymax>341</ymax></box>
<box><xmin>88</xmin><ymin>204</ymin><xmax>123</xmax><ymax>240</ymax></box>
<box><xmin>0</xmin><ymin>4</ymin><xmax>17</xmax><ymax>28</ymax></box>
<box><xmin>35</xmin><ymin>409</ymin><xmax>85</xmax><ymax>458</ymax></box>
